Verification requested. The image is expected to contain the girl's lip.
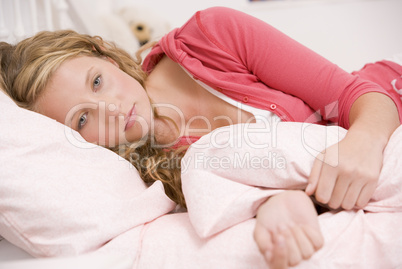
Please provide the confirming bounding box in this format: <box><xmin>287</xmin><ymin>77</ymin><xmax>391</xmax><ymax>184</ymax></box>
<box><xmin>124</xmin><ymin>104</ymin><xmax>136</xmax><ymax>131</ymax></box>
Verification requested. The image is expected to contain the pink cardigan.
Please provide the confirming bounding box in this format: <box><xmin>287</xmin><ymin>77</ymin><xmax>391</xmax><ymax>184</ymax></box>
<box><xmin>143</xmin><ymin>7</ymin><xmax>402</xmax><ymax>129</ymax></box>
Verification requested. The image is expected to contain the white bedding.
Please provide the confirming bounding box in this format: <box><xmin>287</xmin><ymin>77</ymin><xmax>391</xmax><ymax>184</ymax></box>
<box><xmin>0</xmin><ymin>237</ymin><xmax>135</xmax><ymax>269</ymax></box>
<box><xmin>180</xmin><ymin>122</ymin><xmax>402</xmax><ymax>268</ymax></box>
<box><xmin>0</xmin><ymin>238</ymin><xmax>132</xmax><ymax>269</ymax></box>
<box><xmin>2</xmin><ymin>121</ymin><xmax>402</xmax><ymax>268</ymax></box>
<box><xmin>0</xmin><ymin>239</ymin><xmax>32</xmax><ymax>262</ymax></box>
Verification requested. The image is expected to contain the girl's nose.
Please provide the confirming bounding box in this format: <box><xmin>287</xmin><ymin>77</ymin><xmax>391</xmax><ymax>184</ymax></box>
<box><xmin>97</xmin><ymin>101</ymin><xmax>123</xmax><ymax>121</ymax></box>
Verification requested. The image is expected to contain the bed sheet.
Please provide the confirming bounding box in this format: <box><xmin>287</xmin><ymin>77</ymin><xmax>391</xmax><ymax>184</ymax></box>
<box><xmin>2</xmin><ymin>123</ymin><xmax>402</xmax><ymax>269</ymax></box>
<box><xmin>0</xmin><ymin>238</ymin><xmax>33</xmax><ymax>262</ymax></box>
<box><xmin>0</xmin><ymin>214</ymin><xmax>268</xmax><ymax>269</ymax></box>
<box><xmin>0</xmin><ymin>238</ymin><xmax>133</xmax><ymax>269</ymax></box>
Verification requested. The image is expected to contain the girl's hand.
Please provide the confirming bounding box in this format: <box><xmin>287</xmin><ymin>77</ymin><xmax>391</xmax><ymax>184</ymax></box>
<box><xmin>306</xmin><ymin>92</ymin><xmax>400</xmax><ymax>210</ymax></box>
<box><xmin>254</xmin><ymin>190</ymin><xmax>324</xmax><ymax>268</ymax></box>
<box><xmin>305</xmin><ymin>130</ymin><xmax>382</xmax><ymax>210</ymax></box>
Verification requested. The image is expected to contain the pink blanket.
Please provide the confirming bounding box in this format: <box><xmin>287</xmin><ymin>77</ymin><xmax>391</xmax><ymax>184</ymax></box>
<box><xmin>98</xmin><ymin>122</ymin><xmax>402</xmax><ymax>268</ymax></box>
<box><xmin>179</xmin><ymin>122</ymin><xmax>402</xmax><ymax>268</ymax></box>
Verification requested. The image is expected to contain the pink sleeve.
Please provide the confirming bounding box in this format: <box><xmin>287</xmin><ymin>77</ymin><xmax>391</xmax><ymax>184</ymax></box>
<box><xmin>192</xmin><ymin>7</ymin><xmax>397</xmax><ymax>128</ymax></box>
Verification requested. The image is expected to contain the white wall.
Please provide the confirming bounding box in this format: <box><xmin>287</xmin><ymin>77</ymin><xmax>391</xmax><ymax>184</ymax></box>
<box><xmin>113</xmin><ymin>0</ymin><xmax>246</xmax><ymax>28</ymax></box>
<box><xmin>242</xmin><ymin>0</ymin><xmax>402</xmax><ymax>72</ymax></box>
<box><xmin>2</xmin><ymin>0</ymin><xmax>401</xmax><ymax>72</ymax></box>
<box><xmin>114</xmin><ymin>0</ymin><xmax>402</xmax><ymax>72</ymax></box>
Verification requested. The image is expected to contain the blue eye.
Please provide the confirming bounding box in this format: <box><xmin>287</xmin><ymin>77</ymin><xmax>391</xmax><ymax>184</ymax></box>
<box><xmin>78</xmin><ymin>113</ymin><xmax>88</xmax><ymax>130</ymax></box>
<box><xmin>93</xmin><ymin>75</ymin><xmax>102</xmax><ymax>90</ymax></box>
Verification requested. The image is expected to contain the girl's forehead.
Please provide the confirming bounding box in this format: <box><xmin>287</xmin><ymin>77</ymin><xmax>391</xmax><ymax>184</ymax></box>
<box><xmin>37</xmin><ymin>58</ymin><xmax>95</xmax><ymax>122</ymax></box>
<box><xmin>50</xmin><ymin>56</ymin><xmax>104</xmax><ymax>83</ymax></box>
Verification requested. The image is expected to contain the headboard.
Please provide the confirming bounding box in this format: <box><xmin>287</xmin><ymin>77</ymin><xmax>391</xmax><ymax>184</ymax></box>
<box><xmin>0</xmin><ymin>0</ymin><xmax>87</xmax><ymax>43</ymax></box>
<box><xmin>0</xmin><ymin>0</ymin><xmax>139</xmax><ymax>54</ymax></box>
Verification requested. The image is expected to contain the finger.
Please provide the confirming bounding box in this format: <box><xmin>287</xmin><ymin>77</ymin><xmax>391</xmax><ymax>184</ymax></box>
<box><xmin>281</xmin><ymin>227</ymin><xmax>302</xmax><ymax>267</ymax></box>
<box><xmin>340</xmin><ymin>181</ymin><xmax>363</xmax><ymax>210</ymax></box>
<box><xmin>327</xmin><ymin>177</ymin><xmax>350</xmax><ymax>209</ymax></box>
<box><xmin>314</xmin><ymin>163</ymin><xmax>337</xmax><ymax>205</ymax></box>
<box><xmin>270</xmin><ymin>232</ymin><xmax>288</xmax><ymax>269</ymax></box>
<box><xmin>306</xmin><ymin>154</ymin><xmax>324</xmax><ymax>195</ymax></box>
<box><xmin>355</xmin><ymin>182</ymin><xmax>377</xmax><ymax>209</ymax></box>
<box><xmin>301</xmin><ymin>225</ymin><xmax>324</xmax><ymax>251</ymax></box>
<box><xmin>253</xmin><ymin>222</ymin><xmax>273</xmax><ymax>256</ymax></box>
<box><xmin>290</xmin><ymin>225</ymin><xmax>315</xmax><ymax>260</ymax></box>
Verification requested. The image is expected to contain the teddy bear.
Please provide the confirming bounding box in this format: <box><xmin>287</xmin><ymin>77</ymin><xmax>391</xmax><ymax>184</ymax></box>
<box><xmin>118</xmin><ymin>6</ymin><xmax>171</xmax><ymax>47</ymax></box>
<box><xmin>66</xmin><ymin>3</ymin><xmax>171</xmax><ymax>56</ymax></box>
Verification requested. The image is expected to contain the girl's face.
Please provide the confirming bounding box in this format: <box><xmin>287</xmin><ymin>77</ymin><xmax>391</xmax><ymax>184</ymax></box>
<box><xmin>37</xmin><ymin>56</ymin><xmax>152</xmax><ymax>147</ymax></box>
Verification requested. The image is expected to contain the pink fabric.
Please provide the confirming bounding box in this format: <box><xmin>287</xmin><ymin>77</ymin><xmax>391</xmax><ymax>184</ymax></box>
<box><xmin>172</xmin><ymin>135</ymin><xmax>201</xmax><ymax>149</ymax></box>
<box><xmin>0</xmin><ymin>90</ymin><xmax>268</xmax><ymax>268</ymax></box>
<box><xmin>352</xmin><ymin>60</ymin><xmax>402</xmax><ymax>102</ymax></box>
<box><xmin>132</xmin><ymin>213</ymin><xmax>267</xmax><ymax>268</ymax></box>
<box><xmin>143</xmin><ymin>7</ymin><xmax>402</xmax><ymax>129</ymax></box>
<box><xmin>3</xmin><ymin>87</ymin><xmax>402</xmax><ymax>267</ymax></box>
<box><xmin>0</xmin><ymin>90</ymin><xmax>176</xmax><ymax>258</ymax></box>
<box><xmin>180</xmin><ymin>122</ymin><xmax>402</xmax><ymax>268</ymax></box>
<box><xmin>99</xmin><ymin>122</ymin><xmax>402</xmax><ymax>268</ymax></box>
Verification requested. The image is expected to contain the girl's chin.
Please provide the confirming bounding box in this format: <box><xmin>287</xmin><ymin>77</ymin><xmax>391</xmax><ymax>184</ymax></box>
<box><xmin>124</xmin><ymin>132</ymin><xmax>150</xmax><ymax>146</ymax></box>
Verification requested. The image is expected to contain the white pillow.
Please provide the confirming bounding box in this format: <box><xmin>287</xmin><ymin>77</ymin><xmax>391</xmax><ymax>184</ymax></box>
<box><xmin>0</xmin><ymin>90</ymin><xmax>175</xmax><ymax>257</ymax></box>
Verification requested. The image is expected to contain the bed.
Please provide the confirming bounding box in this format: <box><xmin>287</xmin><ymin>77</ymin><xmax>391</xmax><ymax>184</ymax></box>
<box><xmin>1</xmin><ymin>0</ymin><xmax>402</xmax><ymax>268</ymax></box>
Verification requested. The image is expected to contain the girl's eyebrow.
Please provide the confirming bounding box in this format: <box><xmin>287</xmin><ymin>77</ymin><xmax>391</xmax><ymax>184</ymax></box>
<box><xmin>86</xmin><ymin>66</ymin><xmax>95</xmax><ymax>88</ymax></box>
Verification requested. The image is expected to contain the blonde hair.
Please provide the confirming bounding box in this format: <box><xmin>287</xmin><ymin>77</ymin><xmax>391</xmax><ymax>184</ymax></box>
<box><xmin>0</xmin><ymin>30</ymin><xmax>186</xmax><ymax>207</ymax></box>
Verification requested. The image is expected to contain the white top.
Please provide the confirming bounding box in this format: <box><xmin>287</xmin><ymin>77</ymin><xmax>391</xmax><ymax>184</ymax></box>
<box><xmin>182</xmin><ymin>67</ymin><xmax>281</xmax><ymax>125</ymax></box>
